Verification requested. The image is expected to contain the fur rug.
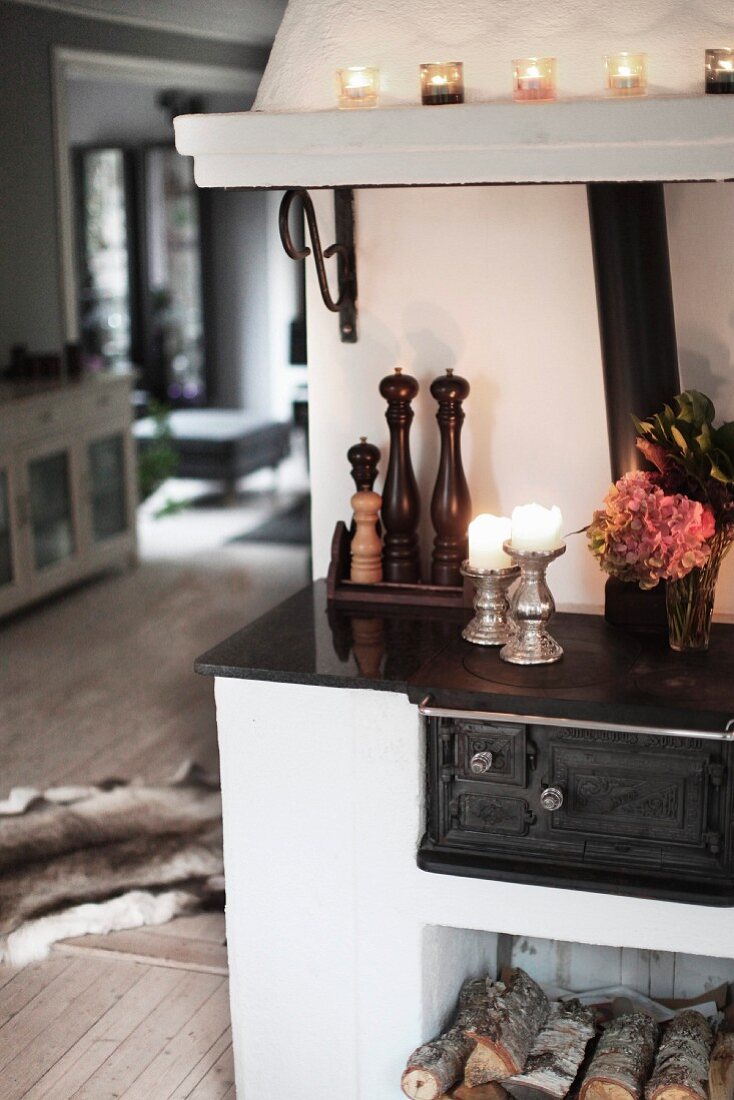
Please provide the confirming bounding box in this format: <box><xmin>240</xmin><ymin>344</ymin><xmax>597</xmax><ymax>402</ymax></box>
<box><xmin>0</xmin><ymin>763</ymin><xmax>223</xmax><ymax>968</ymax></box>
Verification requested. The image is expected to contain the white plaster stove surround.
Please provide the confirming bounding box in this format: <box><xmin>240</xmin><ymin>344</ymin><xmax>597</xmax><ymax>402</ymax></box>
<box><xmin>215</xmin><ymin>676</ymin><xmax>734</xmax><ymax>1099</ymax></box>
<box><xmin>256</xmin><ymin>0</ymin><xmax>734</xmax><ymax>110</ymax></box>
<box><xmin>192</xmin><ymin>6</ymin><xmax>734</xmax><ymax>1096</ymax></box>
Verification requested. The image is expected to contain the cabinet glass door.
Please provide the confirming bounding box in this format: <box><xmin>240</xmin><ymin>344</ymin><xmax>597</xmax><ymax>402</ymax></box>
<box><xmin>0</xmin><ymin>469</ymin><xmax>13</xmax><ymax>587</ymax></box>
<box><xmin>88</xmin><ymin>434</ymin><xmax>127</xmax><ymax>541</ymax></box>
<box><xmin>28</xmin><ymin>451</ymin><xmax>75</xmax><ymax>569</ymax></box>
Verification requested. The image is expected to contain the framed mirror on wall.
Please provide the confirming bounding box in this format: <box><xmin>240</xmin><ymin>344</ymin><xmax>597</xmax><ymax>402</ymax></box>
<box><xmin>73</xmin><ymin>143</ymin><xmax>208</xmax><ymax>406</ymax></box>
<box><xmin>51</xmin><ymin>46</ymin><xmax>261</xmax><ymax>407</ymax></box>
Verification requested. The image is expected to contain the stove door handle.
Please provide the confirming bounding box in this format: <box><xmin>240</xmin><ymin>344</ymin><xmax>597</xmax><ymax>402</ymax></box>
<box><xmin>540</xmin><ymin>786</ymin><xmax>564</xmax><ymax>812</ymax></box>
<box><xmin>469</xmin><ymin>750</ymin><xmax>494</xmax><ymax>774</ymax></box>
<box><xmin>417</xmin><ymin>698</ymin><xmax>734</xmax><ymax>743</ymax></box>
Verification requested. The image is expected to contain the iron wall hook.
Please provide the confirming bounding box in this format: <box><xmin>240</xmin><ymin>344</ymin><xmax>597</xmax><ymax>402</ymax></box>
<box><xmin>278</xmin><ymin>187</ymin><xmax>358</xmax><ymax>343</ymax></box>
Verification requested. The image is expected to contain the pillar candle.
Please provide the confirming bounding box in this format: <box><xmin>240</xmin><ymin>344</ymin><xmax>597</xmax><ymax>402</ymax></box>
<box><xmin>510</xmin><ymin>503</ymin><xmax>563</xmax><ymax>551</ymax></box>
<box><xmin>468</xmin><ymin>514</ymin><xmax>513</xmax><ymax>570</ymax></box>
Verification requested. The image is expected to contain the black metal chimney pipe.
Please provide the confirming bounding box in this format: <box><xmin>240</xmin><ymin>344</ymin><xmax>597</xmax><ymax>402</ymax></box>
<box><xmin>587</xmin><ymin>183</ymin><xmax>681</xmax><ymax>631</ymax></box>
<box><xmin>587</xmin><ymin>183</ymin><xmax>681</xmax><ymax>481</ymax></box>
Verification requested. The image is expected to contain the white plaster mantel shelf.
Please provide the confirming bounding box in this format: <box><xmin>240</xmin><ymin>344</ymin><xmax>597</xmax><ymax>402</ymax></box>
<box><xmin>174</xmin><ymin>96</ymin><xmax>734</xmax><ymax>190</ymax></box>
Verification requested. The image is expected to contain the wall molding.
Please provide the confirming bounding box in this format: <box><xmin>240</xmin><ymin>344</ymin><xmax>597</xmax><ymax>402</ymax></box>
<box><xmin>7</xmin><ymin>0</ymin><xmax>274</xmax><ymax>47</ymax></box>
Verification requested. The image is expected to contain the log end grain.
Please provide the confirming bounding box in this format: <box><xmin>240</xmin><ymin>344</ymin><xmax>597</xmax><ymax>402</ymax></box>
<box><xmin>449</xmin><ymin>1084</ymin><xmax>510</xmax><ymax>1100</ymax></box>
<box><xmin>580</xmin><ymin>1080</ymin><xmax>639</xmax><ymax>1100</ymax></box>
<box><xmin>402</xmin><ymin>1067</ymin><xmax>444</xmax><ymax>1100</ymax></box>
<box><xmin>464</xmin><ymin>1042</ymin><xmax>519</xmax><ymax>1086</ymax></box>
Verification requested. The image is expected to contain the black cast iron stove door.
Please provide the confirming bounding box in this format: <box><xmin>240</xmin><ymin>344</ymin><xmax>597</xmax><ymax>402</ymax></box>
<box><xmin>420</xmin><ymin>711</ymin><xmax>732</xmax><ymax>905</ymax></box>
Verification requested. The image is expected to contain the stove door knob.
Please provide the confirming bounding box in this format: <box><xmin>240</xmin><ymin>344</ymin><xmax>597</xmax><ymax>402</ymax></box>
<box><xmin>540</xmin><ymin>786</ymin><xmax>564</xmax><ymax>812</ymax></box>
<box><xmin>470</xmin><ymin>750</ymin><xmax>494</xmax><ymax>774</ymax></box>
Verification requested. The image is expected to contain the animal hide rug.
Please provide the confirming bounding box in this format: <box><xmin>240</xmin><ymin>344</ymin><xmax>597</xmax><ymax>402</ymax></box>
<box><xmin>0</xmin><ymin>762</ymin><xmax>223</xmax><ymax>968</ymax></box>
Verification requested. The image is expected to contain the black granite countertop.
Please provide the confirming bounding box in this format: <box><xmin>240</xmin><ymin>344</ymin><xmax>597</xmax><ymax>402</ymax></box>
<box><xmin>195</xmin><ymin>580</ymin><xmax>465</xmax><ymax>693</ymax></box>
<box><xmin>196</xmin><ymin>580</ymin><xmax>734</xmax><ymax>735</ymax></box>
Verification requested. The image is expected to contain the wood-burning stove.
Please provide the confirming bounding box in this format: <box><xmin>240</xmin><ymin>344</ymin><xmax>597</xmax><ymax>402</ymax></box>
<box><xmin>409</xmin><ymin>612</ymin><xmax>734</xmax><ymax>906</ymax></box>
<box><xmin>420</xmin><ymin>706</ymin><xmax>732</xmax><ymax>904</ymax></box>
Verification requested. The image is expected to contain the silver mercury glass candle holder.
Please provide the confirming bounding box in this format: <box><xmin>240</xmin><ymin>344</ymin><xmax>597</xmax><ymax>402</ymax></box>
<box><xmin>499</xmin><ymin>541</ymin><xmax>567</xmax><ymax>665</ymax></box>
<box><xmin>460</xmin><ymin>560</ymin><xmax>521</xmax><ymax>646</ymax></box>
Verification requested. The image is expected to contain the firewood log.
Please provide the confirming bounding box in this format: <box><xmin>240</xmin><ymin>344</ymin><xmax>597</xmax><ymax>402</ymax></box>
<box><xmin>580</xmin><ymin>1013</ymin><xmax>658</xmax><ymax>1100</ymax></box>
<box><xmin>504</xmin><ymin>1000</ymin><xmax>597</xmax><ymax>1100</ymax></box>
<box><xmin>567</xmin><ymin>1034</ymin><xmax>601</xmax><ymax>1100</ymax></box>
<box><xmin>709</xmin><ymin>1031</ymin><xmax>734</xmax><ymax>1100</ymax></box>
<box><xmin>645</xmin><ymin>1011</ymin><xmax>712</xmax><ymax>1100</ymax></box>
<box><xmin>448</xmin><ymin>1085</ymin><xmax>509</xmax><ymax>1100</ymax></box>
<box><xmin>464</xmin><ymin>969</ymin><xmax>550</xmax><ymax>1087</ymax></box>
<box><xmin>402</xmin><ymin>978</ymin><xmax>495</xmax><ymax>1100</ymax></box>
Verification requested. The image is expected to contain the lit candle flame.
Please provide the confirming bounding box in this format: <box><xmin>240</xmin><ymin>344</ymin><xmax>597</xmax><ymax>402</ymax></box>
<box><xmin>720</xmin><ymin>59</ymin><xmax>734</xmax><ymax>71</ymax></box>
<box><xmin>430</xmin><ymin>74</ymin><xmax>449</xmax><ymax>86</ymax></box>
<box><xmin>525</xmin><ymin>64</ymin><xmax>541</xmax><ymax>78</ymax></box>
<box><xmin>618</xmin><ymin>64</ymin><xmax>632</xmax><ymax>77</ymax></box>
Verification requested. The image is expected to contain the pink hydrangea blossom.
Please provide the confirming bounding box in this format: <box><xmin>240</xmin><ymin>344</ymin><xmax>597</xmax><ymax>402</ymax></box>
<box><xmin>587</xmin><ymin>470</ymin><xmax>715</xmax><ymax>589</ymax></box>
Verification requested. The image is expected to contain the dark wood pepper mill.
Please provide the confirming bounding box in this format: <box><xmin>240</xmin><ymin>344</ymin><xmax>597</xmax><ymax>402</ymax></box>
<box><xmin>347</xmin><ymin>436</ymin><xmax>380</xmax><ymax>493</ymax></box>
<box><xmin>379</xmin><ymin>367</ymin><xmax>421</xmax><ymax>583</ymax></box>
<box><xmin>430</xmin><ymin>368</ymin><xmax>472</xmax><ymax>586</ymax></box>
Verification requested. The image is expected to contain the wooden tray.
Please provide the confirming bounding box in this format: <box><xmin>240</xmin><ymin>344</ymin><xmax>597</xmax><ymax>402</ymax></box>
<box><xmin>326</xmin><ymin>521</ymin><xmax>471</xmax><ymax>609</ymax></box>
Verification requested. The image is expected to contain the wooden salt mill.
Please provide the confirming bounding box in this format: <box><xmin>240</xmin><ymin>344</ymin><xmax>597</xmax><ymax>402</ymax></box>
<box><xmin>430</xmin><ymin>368</ymin><xmax>472</xmax><ymax>586</ymax></box>
<box><xmin>379</xmin><ymin>367</ymin><xmax>421</xmax><ymax>583</ymax></box>
<box><xmin>350</xmin><ymin>488</ymin><xmax>382</xmax><ymax>583</ymax></box>
<box><xmin>347</xmin><ymin>436</ymin><xmax>380</xmax><ymax>536</ymax></box>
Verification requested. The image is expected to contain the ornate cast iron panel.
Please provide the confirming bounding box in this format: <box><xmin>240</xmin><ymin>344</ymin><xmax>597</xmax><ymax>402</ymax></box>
<box><xmin>420</xmin><ymin>713</ymin><xmax>732</xmax><ymax>904</ymax></box>
<box><xmin>454</xmin><ymin>719</ymin><xmax>527</xmax><ymax>786</ymax></box>
<box><xmin>456</xmin><ymin>793</ymin><xmax>534</xmax><ymax>837</ymax></box>
<box><xmin>548</xmin><ymin>741</ymin><xmax>708</xmax><ymax>847</ymax></box>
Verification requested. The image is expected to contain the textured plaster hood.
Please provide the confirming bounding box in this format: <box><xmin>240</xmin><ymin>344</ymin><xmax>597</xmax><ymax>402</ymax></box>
<box><xmin>174</xmin><ymin>0</ymin><xmax>734</xmax><ymax>187</ymax></box>
<box><xmin>257</xmin><ymin>0</ymin><xmax>733</xmax><ymax>109</ymax></box>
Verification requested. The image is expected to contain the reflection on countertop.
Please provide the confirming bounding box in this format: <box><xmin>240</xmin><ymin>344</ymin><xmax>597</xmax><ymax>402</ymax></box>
<box><xmin>195</xmin><ymin>579</ymin><xmax>466</xmax><ymax>693</ymax></box>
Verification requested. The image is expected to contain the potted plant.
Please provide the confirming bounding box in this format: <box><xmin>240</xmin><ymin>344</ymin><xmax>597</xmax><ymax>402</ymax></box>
<box><xmin>587</xmin><ymin>391</ymin><xmax>734</xmax><ymax>651</ymax></box>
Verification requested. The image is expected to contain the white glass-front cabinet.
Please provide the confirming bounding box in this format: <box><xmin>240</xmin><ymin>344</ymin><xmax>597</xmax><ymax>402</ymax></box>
<box><xmin>0</xmin><ymin>375</ymin><xmax>137</xmax><ymax>618</ymax></box>
<box><xmin>0</xmin><ymin>458</ymin><xmax>27</xmax><ymax>617</ymax></box>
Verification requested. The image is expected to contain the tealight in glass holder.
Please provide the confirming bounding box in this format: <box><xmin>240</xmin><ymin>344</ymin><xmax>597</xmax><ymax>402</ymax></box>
<box><xmin>336</xmin><ymin>66</ymin><xmax>380</xmax><ymax>109</ymax></box>
<box><xmin>499</xmin><ymin>541</ymin><xmax>566</xmax><ymax>665</ymax></box>
<box><xmin>460</xmin><ymin>561</ymin><xmax>520</xmax><ymax>647</ymax></box>
<box><xmin>513</xmin><ymin>57</ymin><xmax>556</xmax><ymax>102</ymax></box>
<box><xmin>705</xmin><ymin>49</ymin><xmax>734</xmax><ymax>94</ymax></box>
<box><xmin>604</xmin><ymin>52</ymin><xmax>647</xmax><ymax>96</ymax></box>
<box><xmin>420</xmin><ymin>62</ymin><xmax>464</xmax><ymax>105</ymax></box>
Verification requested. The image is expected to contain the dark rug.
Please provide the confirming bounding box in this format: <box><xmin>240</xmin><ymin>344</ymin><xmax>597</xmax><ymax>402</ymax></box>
<box><xmin>231</xmin><ymin>494</ymin><xmax>311</xmax><ymax>546</ymax></box>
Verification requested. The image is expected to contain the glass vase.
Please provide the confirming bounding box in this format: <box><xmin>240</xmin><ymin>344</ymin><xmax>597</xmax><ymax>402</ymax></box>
<box><xmin>665</xmin><ymin>532</ymin><xmax>731</xmax><ymax>652</ymax></box>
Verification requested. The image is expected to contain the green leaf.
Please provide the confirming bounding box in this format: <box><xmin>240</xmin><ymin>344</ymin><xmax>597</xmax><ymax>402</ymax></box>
<box><xmin>714</xmin><ymin>422</ymin><xmax>734</xmax><ymax>460</ymax></box>
<box><xmin>670</xmin><ymin>425</ymin><xmax>691</xmax><ymax>455</ymax></box>
<box><xmin>695</xmin><ymin>422</ymin><xmax>713</xmax><ymax>454</ymax></box>
<box><xmin>676</xmin><ymin>390</ymin><xmax>715</xmax><ymax>427</ymax></box>
<box><xmin>708</xmin><ymin>448</ymin><xmax>734</xmax><ymax>484</ymax></box>
<box><xmin>652</xmin><ymin>412</ymin><xmax>672</xmax><ymax>442</ymax></box>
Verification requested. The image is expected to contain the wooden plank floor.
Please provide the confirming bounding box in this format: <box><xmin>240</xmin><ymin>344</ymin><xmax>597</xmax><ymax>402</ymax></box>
<box><xmin>0</xmin><ymin>915</ymin><xmax>234</xmax><ymax>1099</ymax></box>
<box><xmin>0</xmin><ymin>484</ymin><xmax>310</xmax><ymax>1098</ymax></box>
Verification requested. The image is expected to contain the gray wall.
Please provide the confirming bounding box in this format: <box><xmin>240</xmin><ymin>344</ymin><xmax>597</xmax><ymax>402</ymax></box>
<box><xmin>207</xmin><ymin>190</ymin><xmax>270</xmax><ymax>409</ymax></box>
<box><xmin>67</xmin><ymin>80</ymin><xmax>250</xmax><ymax>146</ymax></box>
<box><xmin>0</xmin><ymin>0</ymin><xmax>267</xmax><ymax>362</ymax></box>
<box><xmin>207</xmin><ymin>189</ymin><xmax>301</xmax><ymax>420</ymax></box>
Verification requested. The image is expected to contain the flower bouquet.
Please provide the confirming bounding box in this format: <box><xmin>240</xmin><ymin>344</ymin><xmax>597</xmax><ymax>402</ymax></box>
<box><xmin>588</xmin><ymin>391</ymin><xmax>734</xmax><ymax>651</ymax></box>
